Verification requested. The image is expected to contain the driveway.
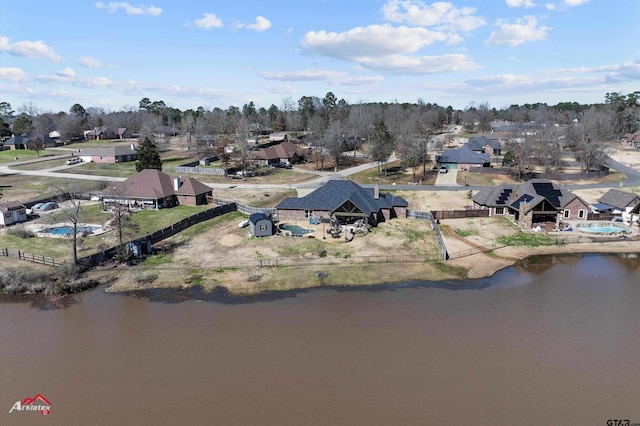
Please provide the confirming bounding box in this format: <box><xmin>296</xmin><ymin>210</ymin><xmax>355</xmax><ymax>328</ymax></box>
<box><xmin>434</xmin><ymin>169</ymin><xmax>460</xmax><ymax>186</ymax></box>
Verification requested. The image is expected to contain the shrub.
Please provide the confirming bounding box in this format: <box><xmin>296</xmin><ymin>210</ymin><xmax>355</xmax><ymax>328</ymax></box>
<box><xmin>6</xmin><ymin>226</ymin><xmax>35</xmax><ymax>239</ymax></box>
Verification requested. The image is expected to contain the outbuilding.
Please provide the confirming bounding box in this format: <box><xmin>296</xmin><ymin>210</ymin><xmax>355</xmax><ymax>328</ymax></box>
<box><xmin>249</xmin><ymin>213</ymin><xmax>272</xmax><ymax>237</ymax></box>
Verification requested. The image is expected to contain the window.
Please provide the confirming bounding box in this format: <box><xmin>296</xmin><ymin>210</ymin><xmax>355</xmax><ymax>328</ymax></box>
<box><xmin>495</xmin><ymin>207</ymin><xmax>504</xmax><ymax>215</ymax></box>
<box><xmin>259</xmin><ymin>224</ymin><xmax>267</xmax><ymax>231</ymax></box>
<box><xmin>578</xmin><ymin>210</ymin><xmax>585</xmax><ymax>218</ymax></box>
<box><xmin>304</xmin><ymin>210</ymin><xmax>313</xmax><ymax>218</ymax></box>
<box><xmin>564</xmin><ymin>210</ymin><xmax>570</xmax><ymax>218</ymax></box>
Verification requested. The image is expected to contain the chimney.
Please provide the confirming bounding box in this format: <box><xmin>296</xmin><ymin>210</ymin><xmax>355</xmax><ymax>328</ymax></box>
<box><xmin>174</xmin><ymin>176</ymin><xmax>182</xmax><ymax>191</ymax></box>
<box><xmin>374</xmin><ymin>179</ymin><xmax>380</xmax><ymax>200</ymax></box>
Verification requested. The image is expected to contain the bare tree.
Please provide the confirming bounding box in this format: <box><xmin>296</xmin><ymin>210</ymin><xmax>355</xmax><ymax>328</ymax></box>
<box><xmin>566</xmin><ymin>108</ymin><xmax>614</xmax><ymax>172</ymax></box>
<box><xmin>103</xmin><ymin>185</ymin><xmax>140</xmax><ymax>262</ymax></box>
<box><xmin>50</xmin><ymin>180</ymin><xmax>87</xmax><ymax>268</ymax></box>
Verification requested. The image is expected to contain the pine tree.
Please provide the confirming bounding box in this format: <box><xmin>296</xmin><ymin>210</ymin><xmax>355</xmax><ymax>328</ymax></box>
<box><xmin>135</xmin><ymin>137</ymin><xmax>162</xmax><ymax>172</ymax></box>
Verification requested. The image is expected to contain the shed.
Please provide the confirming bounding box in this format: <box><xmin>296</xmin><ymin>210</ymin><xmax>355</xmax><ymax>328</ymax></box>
<box><xmin>0</xmin><ymin>201</ymin><xmax>28</xmax><ymax>226</ymax></box>
<box><xmin>249</xmin><ymin>213</ymin><xmax>272</xmax><ymax>237</ymax></box>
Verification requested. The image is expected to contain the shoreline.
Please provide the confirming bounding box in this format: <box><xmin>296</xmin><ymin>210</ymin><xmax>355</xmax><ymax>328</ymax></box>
<box><xmin>102</xmin><ymin>242</ymin><xmax>640</xmax><ymax>297</ymax></box>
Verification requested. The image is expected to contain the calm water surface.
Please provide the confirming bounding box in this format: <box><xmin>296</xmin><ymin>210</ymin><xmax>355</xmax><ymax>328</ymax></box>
<box><xmin>1</xmin><ymin>253</ymin><xmax>639</xmax><ymax>426</ymax></box>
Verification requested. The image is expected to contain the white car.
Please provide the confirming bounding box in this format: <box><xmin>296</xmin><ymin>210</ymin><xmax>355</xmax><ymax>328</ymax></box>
<box><xmin>65</xmin><ymin>157</ymin><xmax>81</xmax><ymax>165</ymax></box>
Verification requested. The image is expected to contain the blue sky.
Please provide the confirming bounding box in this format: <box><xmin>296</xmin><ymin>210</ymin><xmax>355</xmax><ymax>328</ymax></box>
<box><xmin>1</xmin><ymin>0</ymin><xmax>638</xmax><ymax>113</ymax></box>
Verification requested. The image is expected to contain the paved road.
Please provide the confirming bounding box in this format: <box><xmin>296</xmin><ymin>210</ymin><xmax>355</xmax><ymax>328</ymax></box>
<box><xmin>1</xmin><ymin>154</ymin><xmax>638</xmax><ymax>193</ymax></box>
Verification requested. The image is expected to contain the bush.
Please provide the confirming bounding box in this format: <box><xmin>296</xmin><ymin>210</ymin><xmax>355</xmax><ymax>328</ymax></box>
<box><xmin>6</xmin><ymin>226</ymin><xmax>35</xmax><ymax>239</ymax></box>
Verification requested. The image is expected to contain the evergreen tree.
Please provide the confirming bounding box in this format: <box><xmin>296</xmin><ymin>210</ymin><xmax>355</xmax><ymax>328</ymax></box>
<box><xmin>135</xmin><ymin>137</ymin><xmax>162</xmax><ymax>172</ymax></box>
<box><xmin>370</xmin><ymin>119</ymin><xmax>394</xmax><ymax>177</ymax></box>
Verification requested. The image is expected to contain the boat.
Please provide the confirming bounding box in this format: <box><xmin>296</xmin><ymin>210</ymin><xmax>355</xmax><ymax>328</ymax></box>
<box><xmin>238</xmin><ymin>219</ymin><xmax>249</xmax><ymax>228</ymax></box>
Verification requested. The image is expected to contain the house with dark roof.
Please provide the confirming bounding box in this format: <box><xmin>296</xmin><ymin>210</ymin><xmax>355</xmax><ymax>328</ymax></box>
<box><xmin>4</xmin><ymin>133</ymin><xmax>56</xmax><ymax>150</ymax></box>
<box><xmin>104</xmin><ymin>169</ymin><xmax>211</xmax><ymax>209</ymax></box>
<box><xmin>436</xmin><ymin>144</ymin><xmax>491</xmax><ymax>171</ymax></box>
<box><xmin>473</xmin><ymin>179</ymin><xmax>589</xmax><ymax>229</ymax></box>
<box><xmin>174</xmin><ymin>175</ymin><xmax>213</xmax><ymax>206</ymax></box>
<box><xmin>0</xmin><ymin>201</ymin><xmax>28</xmax><ymax>226</ymax></box>
<box><xmin>598</xmin><ymin>189</ymin><xmax>640</xmax><ymax>222</ymax></box>
<box><xmin>466</xmin><ymin>135</ymin><xmax>502</xmax><ymax>155</ymax></box>
<box><xmin>275</xmin><ymin>179</ymin><xmax>408</xmax><ymax>227</ymax></box>
<box><xmin>85</xmin><ymin>126</ymin><xmax>118</xmax><ymax>140</ymax></box>
<box><xmin>79</xmin><ymin>144</ymin><xmax>138</xmax><ymax>164</ymax></box>
<box><xmin>253</xmin><ymin>141</ymin><xmax>308</xmax><ymax>166</ymax></box>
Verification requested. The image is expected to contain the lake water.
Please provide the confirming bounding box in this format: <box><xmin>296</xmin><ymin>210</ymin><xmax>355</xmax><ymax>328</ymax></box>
<box><xmin>1</xmin><ymin>253</ymin><xmax>639</xmax><ymax>425</ymax></box>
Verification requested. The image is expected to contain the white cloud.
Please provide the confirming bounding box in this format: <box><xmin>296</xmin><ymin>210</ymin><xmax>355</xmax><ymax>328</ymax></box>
<box><xmin>564</xmin><ymin>0</ymin><xmax>589</xmax><ymax>6</ymax></box>
<box><xmin>506</xmin><ymin>0</ymin><xmax>537</xmax><ymax>7</ymax></box>
<box><xmin>79</xmin><ymin>56</ymin><xmax>106</xmax><ymax>68</ymax></box>
<box><xmin>302</xmin><ymin>24</ymin><xmax>451</xmax><ymax>60</ymax></box>
<box><xmin>246</xmin><ymin>16</ymin><xmax>272</xmax><ymax>32</ymax></box>
<box><xmin>265</xmin><ymin>84</ymin><xmax>298</xmax><ymax>95</ymax></box>
<box><xmin>259</xmin><ymin>69</ymin><xmax>383</xmax><ymax>85</ymax></box>
<box><xmin>0</xmin><ymin>35</ymin><xmax>62</xmax><ymax>62</ymax></box>
<box><xmin>358</xmin><ymin>53</ymin><xmax>479</xmax><ymax>74</ymax></box>
<box><xmin>485</xmin><ymin>16</ymin><xmax>549</xmax><ymax>47</ymax></box>
<box><xmin>95</xmin><ymin>2</ymin><xmax>162</xmax><ymax>16</ymax></box>
<box><xmin>0</xmin><ymin>67</ymin><xmax>27</xmax><ymax>82</ymax></box>
<box><xmin>545</xmin><ymin>3</ymin><xmax>557</xmax><ymax>10</ymax></box>
<box><xmin>57</xmin><ymin>68</ymin><xmax>76</xmax><ymax>79</ymax></box>
<box><xmin>194</xmin><ymin>13</ymin><xmax>224</xmax><ymax>29</ymax></box>
<box><xmin>381</xmin><ymin>0</ymin><xmax>485</xmax><ymax>32</ymax></box>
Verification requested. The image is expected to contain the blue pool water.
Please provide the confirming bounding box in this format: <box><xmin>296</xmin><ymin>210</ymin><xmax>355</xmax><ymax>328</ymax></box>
<box><xmin>579</xmin><ymin>225</ymin><xmax>629</xmax><ymax>234</ymax></box>
<box><xmin>279</xmin><ymin>224</ymin><xmax>314</xmax><ymax>235</ymax></box>
<box><xmin>40</xmin><ymin>225</ymin><xmax>100</xmax><ymax>235</ymax></box>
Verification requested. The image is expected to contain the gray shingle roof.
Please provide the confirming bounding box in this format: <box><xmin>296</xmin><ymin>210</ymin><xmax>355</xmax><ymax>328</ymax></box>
<box><xmin>467</xmin><ymin>136</ymin><xmax>501</xmax><ymax>151</ymax></box>
<box><xmin>598</xmin><ymin>189</ymin><xmax>640</xmax><ymax>209</ymax></box>
<box><xmin>437</xmin><ymin>145</ymin><xmax>490</xmax><ymax>164</ymax></box>
<box><xmin>276</xmin><ymin>180</ymin><xmax>407</xmax><ymax>214</ymax></box>
<box><xmin>473</xmin><ymin>179</ymin><xmax>582</xmax><ymax>214</ymax></box>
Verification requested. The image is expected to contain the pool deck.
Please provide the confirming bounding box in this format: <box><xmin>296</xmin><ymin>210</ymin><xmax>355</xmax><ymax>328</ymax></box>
<box><xmin>23</xmin><ymin>222</ymin><xmax>107</xmax><ymax>238</ymax></box>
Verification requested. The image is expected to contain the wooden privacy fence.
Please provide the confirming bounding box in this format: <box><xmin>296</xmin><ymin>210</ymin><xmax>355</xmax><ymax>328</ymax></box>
<box><xmin>78</xmin><ymin>203</ymin><xmax>237</xmax><ymax>266</ymax></box>
<box><xmin>0</xmin><ymin>248</ymin><xmax>65</xmax><ymax>267</ymax></box>
<box><xmin>431</xmin><ymin>210</ymin><xmax>489</xmax><ymax>220</ymax></box>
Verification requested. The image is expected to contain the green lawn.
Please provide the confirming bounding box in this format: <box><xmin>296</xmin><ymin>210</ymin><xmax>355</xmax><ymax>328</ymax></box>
<box><xmin>0</xmin><ymin>148</ymin><xmax>67</xmax><ymax>164</ymax></box>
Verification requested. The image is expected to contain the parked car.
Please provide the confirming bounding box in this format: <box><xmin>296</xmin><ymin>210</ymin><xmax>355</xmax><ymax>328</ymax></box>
<box><xmin>65</xmin><ymin>157</ymin><xmax>81</xmax><ymax>165</ymax></box>
<box><xmin>39</xmin><ymin>202</ymin><xmax>58</xmax><ymax>211</ymax></box>
<box><xmin>31</xmin><ymin>203</ymin><xmax>45</xmax><ymax>210</ymax></box>
<box><xmin>439</xmin><ymin>166</ymin><xmax>448</xmax><ymax>174</ymax></box>
<box><xmin>274</xmin><ymin>162</ymin><xmax>292</xmax><ymax>169</ymax></box>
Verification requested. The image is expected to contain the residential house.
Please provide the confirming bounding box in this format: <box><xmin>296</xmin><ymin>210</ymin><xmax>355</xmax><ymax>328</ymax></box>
<box><xmin>85</xmin><ymin>126</ymin><xmax>118</xmax><ymax>140</ymax></box>
<box><xmin>622</xmin><ymin>131</ymin><xmax>640</xmax><ymax>146</ymax></box>
<box><xmin>0</xmin><ymin>201</ymin><xmax>28</xmax><ymax>226</ymax></box>
<box><xmin>173</xmin><ymin>175</ymin><xmax>213</xmax><ymax>206</ymax></box>
<box><xmin>466</xmin><ymin>135</ymin><xmax>502</xmax><ymax>155</ymax></box>
<box><xmin>276</xmin><ymin>179</ymin><xmax>408</xmax><ymax>227</ymax></box>
<box><xmin>472</xmin><ymin>179</ymin><xmax>590</xmax><ymax>229</ymax></box>
<box><xmin>253</xmin><ymin>141</ymin><xmax>308</xmax><ymax>166</ymax></box>
<box><xmin>3</xmin><ymin>133</ymin><xmax>56</xmax><ymax>150</ymax></box>
<box><xmin>249</xmin><ymin>213</ymin><xmax>273</xmax><ymax>237</ymax></box>
<box><xmin>79</xmin><ymin>144</ymin><xmax>138</xmax><ymax>164</ymax></box>
<box><xmin>436</xmin><ymin>144</ymin><xmax>491</xmax><ymax>171</ymax></box>
<box><xmin>597</xmin><ymin>189</ymin><xmax>640</xmax><ymax>223</ymax></box>
<box><xmin>104</xmin><ymin>169</ymin><xmax>211</xmax><ymax>209</ymax></box>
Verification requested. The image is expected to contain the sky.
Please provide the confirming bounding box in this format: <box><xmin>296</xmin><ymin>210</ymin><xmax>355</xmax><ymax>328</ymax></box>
<box><xmin>1</xmin><ymin>0</ymin><xmax>638</xmax><ymax>114</ymax></box>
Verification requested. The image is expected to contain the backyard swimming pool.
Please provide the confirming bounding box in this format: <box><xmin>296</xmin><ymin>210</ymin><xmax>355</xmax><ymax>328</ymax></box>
<box><xmin>39</xmin><ymin>225</ymin><xmax>101</xmax><ymax>236</ymax></box>
<box><xmin>578</xmin><ymin>225</ymin><xmax>631</xmax><ymax>234</ymax></box>
<box><xmin>279</xmin><ymin>224</ymin><xmax>314</xmax><ymax>236</ymax></box>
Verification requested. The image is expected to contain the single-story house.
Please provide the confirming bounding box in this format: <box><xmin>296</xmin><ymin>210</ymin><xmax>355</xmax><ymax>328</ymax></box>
<box><xmin>597</xmin><ymin>189</ymin><xmax>640</xmax><ymax>223</ymax></box>
<box><xmin>3</xmin><ymin>133</ymin><xmax>56</xmax><ymax>150</ymax></box>
<box><xmin>104</xmin><ymin>169</ymin><xmax>211</xmax><ymax>210</ymax></box>
<box><xmin>85</xmin><ymin>126</ymin><xmax>118</xmax><ymax>140</ymax></box>
<box><xmin>249</xmin><ymin>213</ymin><xmax>273</xmax><ymax>237</ymax></box>
<box><xmin>79</xmin><ymin>144</ymin><xmax>138</xmax><ymax>164</ymax></box>
<box><xmin>253</xmin><ymin>141</ymin><xmax>308</xmax><ymax>166</ymax></box>
<box><xmin>466</xmin><ymin>135</ymin><xmax>502</xmax><ymax>155</ymax></box>
<box><xmin>174</xmin><ymin>175</ymin><xmax>213</xmax><ymax>206</ymax></box>
<box><xmin>622</xmin><ymin>131</ymin><xmax>640</xmax><ymax>146</ymax></box>
<box><xmin>472</xmin><ymin>179</ymin><xmax>590</xmax><ymax>229</ymax></box>
<box><xmin>276</xmin><ymin>179</ymin><xmax>408</xmax><ymax>227</ymax></box>
<box><xmin>436</xmin><ymin>144</ymin><xmax>491</xmax><ymax>170</ymax></box>
<box><xmin>0</xmin><ymin>201</ymin><xmax>28</xmax><ymax>226</ymax></box>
